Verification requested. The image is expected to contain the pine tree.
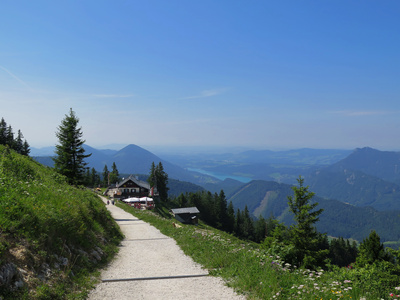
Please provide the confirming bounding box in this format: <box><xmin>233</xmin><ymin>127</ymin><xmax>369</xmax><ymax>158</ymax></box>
<box><xmin>84</xmin><ymin>168</ymin><xmax>91</xmax><ymax>186</ymax></box>
<box><xmin>90</xmin><ymin>167</ymin><xmax>100</xmax><ymax>187</ymax></box>
<box><xmin>287</xmin><ymin>176</ymin><xmax>327</xmax><ymax>268</ymax></box>
<box><xmin>109</xmin><ymin>162</ymin><xmax>120</xmax><ymax>184</ymax></box>
<box><xmin>226</xmin><ymin>201</ymin><xmax>235</xmax><ymax>233</ymax></box>
<box><xmin>159</xmin><ymin>162</ymin><xmax>169</xmax><ymax>201</ymax></box>
<box><xmin>102</xmin><ymin>164</ymin><xmax>110</xmax><ymax>187</ymax></box>
<box><xmin>254</xmin><ymin>215</ymin><xmax>267</xmax><ymax>243</ymax></box>
<box><xmin>234</xmin><ymin>208</ymin><xmax>242</xmax><ymax>237</ymax></box>
<box><xmin>216</xmin><ymin>190</ymin><xmax>228</xmax><ymax>230</ymax></box>
<box><xmin>21</xmin><ymin>140</ymin><xmax>30</xmax><ymax>156</ymax></box>
<box><xmin>0</xmin><ymin>118</ymin><xmax>7</xmax><ymax>145</ymax></box>
<box><xmin>147</xmin><ymin>162</ymin><xmax>169</xmax><ymax>201</ymax></box>
<box><xmin>14</xmin><ymin>130</ymin><xmax>24</xmax><ymax>154</ymax></box>
<box><xmin>356</xmin><ymin>230</ymin><xmax>390</xmax><ymax>266</ymax></box>
<box><xmin>6</xmin><ymin>125</ymin><xmax>14</xmax><ymax>148</ymax></box>
<box><xmin>0</xmin><ymin>118</ymin><xmax>30</xmax><ymax>155</ymax></box>
<box><xmin>147</xmin><ymin>162</ymin><xmax>156</xmax><ymax>188</ymax></box>
<box><xmin>53</xmin><ymin>108</ymin><xmax>91</xmax><ymax>185</ymax></box>
<box><xmin>177</xmin><ymin>193</ymin><xmax>188</xmax><ymax>207</ymax></box>
<box><xmin>242</xmin><ymin>206</ymin><xmax>255</xmax><ymax>241</ymax></box>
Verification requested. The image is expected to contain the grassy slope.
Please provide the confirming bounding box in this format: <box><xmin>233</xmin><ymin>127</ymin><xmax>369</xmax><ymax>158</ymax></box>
<box><xmin>0</xmin><ymin>145</ymin><xmax>123</xmax><ymax>299</ymax></box>
<box><xmin>118</xmin><ymin>202</ymin><xmax>400</xmax><ymax>300</ymax></box>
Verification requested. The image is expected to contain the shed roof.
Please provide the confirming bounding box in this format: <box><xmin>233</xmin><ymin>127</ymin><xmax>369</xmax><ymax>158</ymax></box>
<box><xmin>171</xmin><ymin>207</ymin><xmax>200</xmax><ymax>215</ymax></box>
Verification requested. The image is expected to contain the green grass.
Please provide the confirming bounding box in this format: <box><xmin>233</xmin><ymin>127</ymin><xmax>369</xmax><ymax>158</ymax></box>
<box><xmin>2</xmin><ymin>143</ymin><xmax>399</xmax><ymax>299</ymax></box>
<box><xmin>0</xmin><ymin>145</ymin><xmax>123</xmax><ymax>299</ymax></box>
<box><xmin>117</xmin><ymin>201</ymin><xmax>400</xmax><ymax>299</ymax></box>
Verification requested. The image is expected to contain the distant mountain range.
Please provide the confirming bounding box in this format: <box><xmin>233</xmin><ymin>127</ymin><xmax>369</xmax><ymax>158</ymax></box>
<box><xmin>32</xmin><ymin>144</ymin><xmax>221</xmax><ymax>186</ymax></box>
<box><xmin>227</xmin><ymin>179</ymin><xmax>400</xmax><ymax>242</ymax></box>
<box><xmin>305</xmin><ymin>147</ymin><xmax>400</xmax><ymax>211</ymax></box>
<box><xmin>162</xmin><ymin>148</ymin><xmax>353</xmax><ymax>185</ymax></box>
<box><xmin>32</xmin><ymin>144</ymin><xmax>400</xmax><ymax>242</ymax></box>
<box><xmin>331</xmin><ymin>147</ymin><xmax>400</xmax><ymax>183</ymax></box>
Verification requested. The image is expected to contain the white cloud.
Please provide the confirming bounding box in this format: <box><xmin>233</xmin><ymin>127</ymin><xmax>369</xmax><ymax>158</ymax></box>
<box><xmin>91</xmin><ymin>94</ymin><xmax>135</xmax><ymax>98</ymax></box>
<box><xmin>0</xmin><ymin>65</ymin><xmax>32</xmax><ymax>90</ymax></box>
<box><xmin>330</xmin><ymin>110</ymin><xmax>398</xmax><ymax>117</ymax></box>
<box><xmin>181</xmin><ymin>88</ymin><xmax>228</xmax><ymax>100</ymax></box>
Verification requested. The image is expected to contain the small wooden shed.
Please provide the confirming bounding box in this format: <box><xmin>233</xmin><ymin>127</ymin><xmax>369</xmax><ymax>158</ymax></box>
<box><xmin>170</xmin><ymin>207</ymin><xmax>200</xmax><ymax>225</ymax></box>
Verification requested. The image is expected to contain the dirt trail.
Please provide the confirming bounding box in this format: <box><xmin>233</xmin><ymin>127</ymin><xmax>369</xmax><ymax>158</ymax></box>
<box><xmin>87</xmin><ymin>198</ymin><xmax>245</xmax><ymax>300</ymax></box>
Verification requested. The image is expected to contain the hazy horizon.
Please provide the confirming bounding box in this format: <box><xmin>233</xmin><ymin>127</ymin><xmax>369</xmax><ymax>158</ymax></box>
<box><xmin>2</xmin><ymin>1</ymin><xmax>400</xmax><ymax>151</ymax></box>
<box><xmin>30</xmin><ymin>143</ymin><xmax>400</xmax><ymax>158</ymax></box>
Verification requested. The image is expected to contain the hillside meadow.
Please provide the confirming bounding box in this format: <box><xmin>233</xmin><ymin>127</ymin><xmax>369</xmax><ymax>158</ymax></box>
<box><xmin>2</xmin><ymin>143</ymin><xmax>400</xmax><ymax>299</ymax></box>
<box><xmin>119</xmin><ymin>202</ymin><xmax>400</xmax><ymax>300</ymax></box>
<box><xmin>0</xmin><ymin>145</ymin><xmax>123</xmax><ymax>299</ymax></box>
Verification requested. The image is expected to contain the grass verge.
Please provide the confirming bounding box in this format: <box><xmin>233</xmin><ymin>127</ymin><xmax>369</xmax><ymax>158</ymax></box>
<box><xmin>117</xmin><ymin>201</ymin><xmax>400</xmax><ymax>299</ymax></box>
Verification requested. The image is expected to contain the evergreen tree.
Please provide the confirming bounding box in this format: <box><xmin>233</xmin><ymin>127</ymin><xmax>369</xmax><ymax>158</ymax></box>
<box><xmin>21</xmin><ymin>139</ymin><xmax>30</xmax><ymax>156</ymax></box>
<box><xmin>356</xmin><ymin>230</ymin><xmax>390</xmax><ymax>266</ymax></box>
<box><xmin>254</xmin><ymin>215</ymin><xmax>267</xmax><ymax>243</ymax></box>
<box><xmin>90</xmin><ymin>167</ymin><xmax>100</xmax><ymax>187</ymax></box>
<box><xmin>234</xmin><ymin>208</ymin><xmax>242</xmax><ymax>237</ymax></box>
<box><xmin>102</xmin><ymin>164</ymin><xmax>109</xmax><ymax>187</ymax></box>
<box><xmin>14</xmin><ymin>130</ymin><xmax>24</xmax><ymax>154</ymax></box>
<box><xmin>329</xmin><ymin>237</ymin><xmax>358</xmax><ymax>267</ymax></box>
<box><xmin>226</xmin><ymin>201</ymin><xmax>235</xmax><ymax>233</ymax></box>
<box><xmin>0</xmin><ymin>118</ymin><xmax>7</xmax><ymax>145</ymax></box>
<box><xmin>216</xmin><ymin>190</ymin><xmax>228</xmax><ymax>230</ymax></box>
<box><xmin>241</xmin><ymin>205</ymin><xmax>255</xmax><ymax>241</ymax></box>
<box><xmin>158</xmin><ymin>162</ymin><xmax>169</xmax><ymax>201</ymax></box>
<box><xmin>6</xmin><ymin>125</ymin><xmax>14</xmax><ymax>148</ymax></box>
<box><xmin>177</xmin><ymin>193</ymin><xmax>188</xmax><ymax>207</ymax></box>
<box><xmin>0</xmin><ymin>118</ymin><xmax>30</xmax><ymax>155</ymax></box>
<box><xmin>265</xmin><ymin>215</ymin><xmax>279</xmax><ymax>237</ymax></box>
<box><xmin>287</xmin><ymin>176</ymin><xmax>327</xmax><ymax>268</ymax></box>
<box><xmin>147</xmin><ymin>162</ymin><xmax>156</xmax><ymax>188</ymax></box>
<box><xmin>109</xmin><ymin>162</ymin><xmax>120</xmax><ymax>184</ymax></box>
<box><xmin>84</xmin><ymin>168</ymin><xmax>91</xmax><ymax>186</ymax></box>
<box><xmin>53</xmin><ymin>108</ymin><xmax>91</xmax><ymax>185</ymax></box>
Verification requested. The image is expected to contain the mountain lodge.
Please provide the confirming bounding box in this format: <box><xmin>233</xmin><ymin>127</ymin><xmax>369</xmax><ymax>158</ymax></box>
<box><xmin>104</xmin><ymin>175</ymin><xmax>152</xmax><ymax>200</ymax></box>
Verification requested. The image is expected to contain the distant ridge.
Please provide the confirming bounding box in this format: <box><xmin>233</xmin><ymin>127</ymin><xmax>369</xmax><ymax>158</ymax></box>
<box><xmin>227</xmin><ymin>179</ymin><xmax>400</xmax><ymax>242</ymax></box>
<box><xmin>33</xmin><ymin>144</ymin><xmax>221</xmax><ymax>186</ymax></box>
<box><xmin>305</xmin><ymin>147</ymin><xmax>400</xmax><ymax>211</ymax></box>
<box><xmin>328</xmin><ymin>147</ymin><xmax>400</xmax><ymax>184</ymax></box>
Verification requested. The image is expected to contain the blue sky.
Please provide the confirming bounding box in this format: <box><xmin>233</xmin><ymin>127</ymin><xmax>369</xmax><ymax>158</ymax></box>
<box><xmin>1</xmin><ymin>1</ymin><xmax>400</xmax><ymax>151</ymax></box>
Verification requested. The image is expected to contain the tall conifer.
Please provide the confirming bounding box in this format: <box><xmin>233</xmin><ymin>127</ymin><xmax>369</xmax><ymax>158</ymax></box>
<box><xmin>53</xmin><ymin>108</ymin><xmax>91</xmax><ymax>185</ymax></box>
<box><xmin>287</xmin><ymin>176</ymin><xmax>327</xmax><ymax>268</ymax></box>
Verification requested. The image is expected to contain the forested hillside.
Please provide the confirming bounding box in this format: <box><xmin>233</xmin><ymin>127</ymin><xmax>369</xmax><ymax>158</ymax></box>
<box><xmin>227</xmin><ymin>179</ymin><xmax>400</xmax><ymax>242</ymax></box>
<box><xmin>330</xmin><ymin>147</ymin><xmax>400</xmax><ymax>184</ymax></box>
<box><xmin>306</xmin><ymin>167</ymin><xmax>400</xmax><ymax>211</ymax></box>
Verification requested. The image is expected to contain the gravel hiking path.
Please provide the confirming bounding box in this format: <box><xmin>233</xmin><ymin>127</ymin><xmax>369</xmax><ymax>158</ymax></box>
<box><xmin>87</xmin><ymin>197</ymin><xmax>246</xmax><ymax>300</ymax></box>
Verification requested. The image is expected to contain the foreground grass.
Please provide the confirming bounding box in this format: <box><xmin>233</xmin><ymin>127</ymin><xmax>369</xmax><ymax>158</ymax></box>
<box><xmin>118</xmin><ymin>201</ymin><xmax>400</xmax><ymax>300</ymax></box>
<box><xmin>0</xmin><ymin>146</ymin><xmax>123</xmax><ymax>299</ymax></box>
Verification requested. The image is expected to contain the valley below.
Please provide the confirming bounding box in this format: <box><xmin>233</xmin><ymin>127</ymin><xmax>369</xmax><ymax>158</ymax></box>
<box><xmin>32</xmin><ymin>145</ymin><xmax>400</xmax><ymax>245</ymax></box>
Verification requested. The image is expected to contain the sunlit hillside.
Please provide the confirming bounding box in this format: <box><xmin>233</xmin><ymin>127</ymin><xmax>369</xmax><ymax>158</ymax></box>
<box><xmin>0</xmin><ymin>145</ymin><xmax>123</xmax><ymax>299</ymax></box>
